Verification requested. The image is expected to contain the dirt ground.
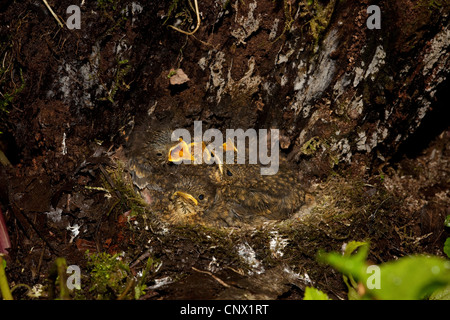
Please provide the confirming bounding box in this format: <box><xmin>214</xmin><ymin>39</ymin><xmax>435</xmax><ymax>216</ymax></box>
<box><xmin>0</xmin><ymin>1</ymin><xmax>449</xmax><ymax>300</ymax></box>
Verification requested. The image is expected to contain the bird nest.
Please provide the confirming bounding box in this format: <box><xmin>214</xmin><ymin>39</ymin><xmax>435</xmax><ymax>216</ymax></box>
<box><xmin>96</xmin><ymin>148</ymin><xmax>410</xmax><ymax>299</ymax></box>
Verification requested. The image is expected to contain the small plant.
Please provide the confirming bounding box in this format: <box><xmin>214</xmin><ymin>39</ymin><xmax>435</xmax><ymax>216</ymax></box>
<box><xmin>100</xmin><ymin>59</ymin><xmax>131</xmax><ymax>104</ymax></box>
<box><xmin>0</xmin><ymin>255</ymin><xmax>13</xmax><ymax>300</ymax></box>
<box><xmin>165</xmin><ymin>0</ymin><xmax>201</xmax><ymax>36</ymax></box>
<box><xmin>48</xmin><ymin>257</ymin><xmax>71</xmax><ymax>300</ymax></box>
<box><xmin>97</xmin><ymin>0</ymin><xmax>120</xmax><ymax>11</ymax></box>
<box><xmin>167</xmin><ymin>69</ymin><xmax>178</xmax><ymax>79</ymax></box>
<box><xmin>378</xmin><ymin>170</ymin><xmax>385</xmax><ymax>183</ymax></box>
<box><xmin>315</xmin><ymin>241</ymin><xmax>450</xmax><ymax>300</ymax></box>
<box><xmin>85</xmin><ymin>251</ymin><xmax>131</xmax><ymax>299</ymax></box>
<box><xmin>0</xmin><ymin>65</ymin><xmax>25</xmax><ymax>134</ymax></box>
<box><xmin>99</xmin><ymin>162</ymin><xmax>148</xmax><ymax>217</ymax></box>
<box><xmin>85</xmin><ymin>250</ymin><xmax>161</xmax><ymax>300</ymax></box>
<box><xmin>271</xmin><ymin>0</ymin><xmax>297</xmax><ymax>43</ymax></box>
<box><xmin>134</xmin><ymin>256</ymin><xmax>161</xmax><ymax>299</ymax></box>
<box><xmin>96</xmin><ymin>0</ymin><xmax>129</xmax><ymax>33</ymax></box>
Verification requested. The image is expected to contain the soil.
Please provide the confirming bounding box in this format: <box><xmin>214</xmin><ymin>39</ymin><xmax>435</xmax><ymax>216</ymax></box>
<box><xmin>0</xmin><ymin>0</ymin><xmax>448</xmax><ymax>300</ymax></box>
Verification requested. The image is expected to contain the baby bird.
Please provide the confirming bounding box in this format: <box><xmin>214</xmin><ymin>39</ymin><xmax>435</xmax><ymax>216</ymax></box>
<box><xmin>164</xmin><ymin>173</ymin><xmax>216</xmax><ymax>225</ymax></box>
<box><xmin>126</xmin><ymin>127</ymin><xmax>179</xmax><ymax>189</ymax></box>
<box><xmin>125</xmin><ymin>124</ymin><xmax>304</xmax><ymax>228</ymax></box>
<box><xmin>206</xmin><ymin>161</ymin><xmax>305</xmax><ymax>226</ymax></box>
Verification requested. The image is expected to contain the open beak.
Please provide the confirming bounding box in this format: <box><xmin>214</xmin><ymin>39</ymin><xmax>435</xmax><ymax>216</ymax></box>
<box><xmin>215</xmin><ymin>138</ymin><xmax>237</xmax><ymax>175</ymax></box>
<box><xmin>168</xmin><ymin>139</ymin><xmax>194</xmax><ymax>163</ymax></box>
<box><xmin>216</xmin><ymin>156</ymin><xmax>223</xmax><ymax>175</ymax></box>
<box><xmin>189</xmin><ymin>141</ymin><xmax>212</xmax><ymax>163</ymax></box>
<box><xmin>172</xmin><ymin>191</ymin><xmax>198</xmax><ymax>206</ymax></box>
<box><xmin>207</xmin><ymin>139</ymin><xmax>238</xmax><ymax>175</ymax></box>
<box><xmin>222</xmin><ymin>138</ymin><xmax>238</xmax><ymax>152</ymax></box>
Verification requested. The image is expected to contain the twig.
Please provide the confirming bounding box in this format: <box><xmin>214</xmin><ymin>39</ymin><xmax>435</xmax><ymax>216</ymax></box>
<box><xmin>10</xmin><ymin>283</ymin><xmax>33</xmax><ymax>296</ymax></box>
<box><xmin>42</xmin><ymin>0</ymin><xmax>65</xmax><ymax>28</ymax></box>
<box><xmin>130</xmin><ymin>250</ymin><xmax>152</xmax><ymax>269</ymax></box>
<box><xmin>169</xmin><ymin>0</ymin><xmax>201</xmax><ymax>35</ymax></box>
<box><xmin>35</xmin><ymin>241</ymin><xmax>46</xmax><ymax>281</ymax></box>
<box><xmin>191</xmin><ymin>266</ymin><xmax>230</xmax><ymax>288</ymax></box>
<box><xmin>225</xmin><ymin>266</ymin><xmax>245</xmax><ymax>276</ymax></box>
<box><xmin>117</xmin><ymin>278</ymin><xmax>135</xmax><ymax>300</ymax></box>
<box><xmin>99</xmin><ymin>164</ymin><xmax>122</xmax><ymax>200</ymax></box>
<box><xmin>191</xmin><ymin>34</ymin><xmax>217</xmax><ymax>49</ymax></box>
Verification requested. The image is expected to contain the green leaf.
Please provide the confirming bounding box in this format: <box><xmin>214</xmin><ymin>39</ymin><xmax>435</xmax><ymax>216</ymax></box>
<box><xmin>344</xmin><ymin>241</ymin><xmax>368</xmax><ymax>257</ymax></box>
<box><xmin>346</xmin><ymin>285</ymin><xmax>361</xmax><ymax>300</ymax></box>
<box><xmin>318</xmin><ymin>245</ymin><xmax>369</xmax><ymax>300</ymax></box>
<box><xmin>429</xmin><ymin>284</ymin><xmax>450</xmax><ymax>300</ymax></box>
<box><xmin>443</xmin><ymin>238</ymin><xmax>450</xmax><ymax>259</ymax></box>
<box><xmin>370</xmin><ymin>255</ymin><xmax>450</xmax><ymax>300</ymax></box>
<box><xmin>318</xmin><ymin>243</ymin><xmax>369</xmax><ymax>282</ymax></box>
<box><xmin>319</xmin><ymin>242</ymin><xmax>450</xmax><ymax>300</ymax></box>
<box><xmin>303</xmin><ymin>287</ymin><xmax>330</xmax><ymax>300</ymax></box>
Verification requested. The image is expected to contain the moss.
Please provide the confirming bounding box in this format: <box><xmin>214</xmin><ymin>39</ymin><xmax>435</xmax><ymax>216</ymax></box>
<box><xmin>167</xmin><ymin>69</ymin><xmax>178</xmax><ymax>79</ymax></box>
<box><xmin>164</xmin><ymin>0</ymin><xmax>182</xmax><ymax>25</ymax></box>
<box><xmin>0</xmin><ymin>69</ymin><xmax>25</xmax><ymax>117</ymax></box>
<box><xmin>417</xmin><ymin>0</ymin><xmax>450</xmax><ymax>9</ymax></box>
<box><xmin>97</xmin><ymin>0</ymin><xmax>121</xmax><ymax>11</ymax></box>
<box><xmin>300</xmin><ymin>136</ymin><xmax>322</xmax><ymax>155</ymax></box>
<box><xmin>0</xmin><ymin>37</ymin><xmax>26</xmax><ymax>134</ymax></box>
<box><xmin>306</xmin><ymin>0</ymin><xmax>338</xmax><ymax>49</ymax></box>
<box><xmin>85</xmin><ymin>251</ymin><xmax>132</xmax><ymax>299</ymax></box>
<box><xmin>101</xmin><ymin>160</ymin><xmax>148</xmax><ymax>218</ymax></box>
<box><xmin>96</xmin><ymin>0</ymin><xmax>129</xmax><ymax>33</ymax></box>
<box><xmin>100</xmin><ymin>59</ymin><xmax>131</xmax><ymax>104</ymax></box>
<box><xmin>271</xmin><ymin>0</ymin><xmax>297</xmax><ymax>43</ymax></box>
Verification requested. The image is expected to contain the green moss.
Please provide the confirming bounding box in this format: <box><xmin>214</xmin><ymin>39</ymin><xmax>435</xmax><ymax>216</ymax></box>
<box><xmin>164</xmin><ymin>0</ymin><xmax>182</xmax><ymax>25</ymax></box>
<box><xmin>0</xmin><ymin>69</ymin><xmax>25</xmax><ymax>110</ymax></box>
<box><xmin>100</xmin><ymin>161</ymin><xmax>148</xmax><ymax>218</ymax></box>
<box><xmin>271</xmin><ymin>0</ymin><xmax>296</xmax><ymax>43</ymax></box>
<box><xmin>96</xmin><ymin>0</ymin><xmax>128</xmax><ymax>33</ymax></box>
<box><xmin>85</xmin><ymin>251</ymin><xmax>131</xmax><ymax>299</ymax></box>
<box><xmin>167</xmin><ymin>69</ymin><xmax>178</xmax><ymax>79</ymax></box>
<box><xmin>417</xmin><ymin>0</ymin><xmax>449</xmax><ymax>9</ymax></box>
<box><xmin>0</xmin><ymin>48</ymin><xmax>25</xmax><ymax>133</ymax></box>
<box><xmin>307</xmin><ymin>0</ymin><xmax>338</xmax><ymax>49</ymax></box>
<box><xmin>97</xmin><ymin>0</ymin><xmax>121</xmax><ymax>11</ymax></box>
<box><xmin>100</xmin><ymin>59</ymin><xmax>131</xmax><ymax>104</ymax></box>
<box><xmin>300</xmin><ymin>136</ymin><xmax>322</xmax><ymax>155</ymax></box>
